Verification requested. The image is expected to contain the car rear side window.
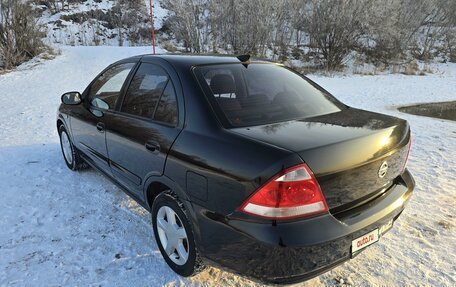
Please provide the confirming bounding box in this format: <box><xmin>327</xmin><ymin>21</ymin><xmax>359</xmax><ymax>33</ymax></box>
<box><xmin>154</xmin><ymin>81</ymin><xmax>178</xmax><ymax>126</ymax></box>
<box><xmin>121</xmin><ymin>63</ymin><xmax>169</xmax><ymax>119</ymax></box>
<box><xmin>195</xmin><ymin>64</ymin><xmax>343</xmax><ymax>127</ymax></box>
<box><xmin>89</xmin><ymin>63</ymin><xmax>135</xmax><ymax>110</ymax></box>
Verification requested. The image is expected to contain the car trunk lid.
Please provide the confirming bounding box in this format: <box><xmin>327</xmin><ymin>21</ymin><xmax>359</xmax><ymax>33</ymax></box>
<box><xmin>230</xmin><ymin>108</ymin><xmax>411</xmax><ymax>212</ymax></box>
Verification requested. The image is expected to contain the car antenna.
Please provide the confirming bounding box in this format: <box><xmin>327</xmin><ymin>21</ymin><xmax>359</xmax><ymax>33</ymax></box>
<box><xmin>236</xmin><ymin>54</ymin><xmax>251</xmax><ymax>68</ymax></box>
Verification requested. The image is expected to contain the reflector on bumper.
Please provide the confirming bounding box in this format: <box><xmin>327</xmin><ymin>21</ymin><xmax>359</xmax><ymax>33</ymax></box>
<box><xmin>243</xmin><ymin>202</ymin><xmax>326</xmax><ymax>219</ymax></box>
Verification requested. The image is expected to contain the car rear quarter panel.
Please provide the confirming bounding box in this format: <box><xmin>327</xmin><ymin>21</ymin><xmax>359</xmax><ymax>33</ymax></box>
<box><xmin>164</xmin><ymin>64</ymin><xmax>303</xmax><ymax>216</ymax></box>
<box><xmin>165</xmin><ymin>129</ymin><xmax>303</xmax><ymax>215</ymax></box>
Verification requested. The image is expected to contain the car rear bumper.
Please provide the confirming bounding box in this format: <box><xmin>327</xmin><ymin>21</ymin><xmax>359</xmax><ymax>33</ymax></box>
<box><xmin>192</xmin><ymin>169</ymin><xmax>415</xmax><ymax>284</ymax></box>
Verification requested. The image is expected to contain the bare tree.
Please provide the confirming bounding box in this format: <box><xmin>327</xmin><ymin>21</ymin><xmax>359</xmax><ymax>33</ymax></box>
<box><xmin>109</xmin><ymin>0</ymin><xmax>149</xmax><ymax>46</ymax></box>
<box><xmin>161</xmin><ymin>0</ymin><xmax>210</xmax><ymax>53</ymax></box>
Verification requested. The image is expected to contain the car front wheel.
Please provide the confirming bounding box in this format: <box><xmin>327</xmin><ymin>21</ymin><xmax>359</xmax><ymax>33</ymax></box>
<box><xmin>152</xmin><ymin>191</ymin><xmax>205</xmax><ymax>277</ymax></box>
<box><xmin>58</xmin><ymin>125</ymin><xmax>86</xmax><ymax>171</ymax></box>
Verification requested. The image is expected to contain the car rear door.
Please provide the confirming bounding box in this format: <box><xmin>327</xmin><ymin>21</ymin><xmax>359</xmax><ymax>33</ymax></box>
<box><xmin>70</xmin><ymin>62</ymin><xmax>136</xmax><ymax>172</ymax></box>
<box><xmin>105</xmin><ymin>61</ymin><xmax>183</xmax><ymax>198</ymax></box>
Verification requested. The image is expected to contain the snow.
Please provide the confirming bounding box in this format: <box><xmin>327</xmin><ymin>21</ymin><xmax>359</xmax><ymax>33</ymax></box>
<box><xmin>39</xmin><ymin>0</ymin><xmax>116</xmax><ymax>46</ymax></box>
<box><xmin>146</xmin><ymin>0</ymin><xmax>168</xmax><ymax>30</ymax></box>
<box><xmin>40</xmin><ymin>0</ymin><xmax>163</xmax><ymax>47</ymax></box>
<box><xmin>0</xmin><ymin>46</ymin><xmax>455</xmax><ymax>286</ymax></box>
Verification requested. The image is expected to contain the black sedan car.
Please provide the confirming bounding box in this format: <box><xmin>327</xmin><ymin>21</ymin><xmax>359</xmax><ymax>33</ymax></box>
<box><xmin>57</xmin><ymin>54</ymin><xmax>414</xmax><ymax>284</ymax></box>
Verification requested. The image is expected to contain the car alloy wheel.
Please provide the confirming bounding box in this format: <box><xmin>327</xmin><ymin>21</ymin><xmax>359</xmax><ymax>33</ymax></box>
<box><xmin>151</xmin><ymin>191</ymin><xmax>205</xmax><ymax>277</ymax></box>
<box><xmin>156</xmin><ymin>205</ymin><xmax>189</xmax><ymax>265</ymax></box>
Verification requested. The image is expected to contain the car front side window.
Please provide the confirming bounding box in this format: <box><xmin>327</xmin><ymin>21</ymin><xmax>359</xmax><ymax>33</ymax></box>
<box><xmin>89</xmin><ymin>63</ymin><xmax>135</xmax><ymax>110</ymax></box>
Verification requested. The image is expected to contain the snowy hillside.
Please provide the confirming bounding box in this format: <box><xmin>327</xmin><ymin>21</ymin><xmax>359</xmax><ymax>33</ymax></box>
<box><xmin>0</xmin><ymin>46</ymin><xmax>455</xmax><ymax>286</ymax></box>
<box><xmin>37</xmin><ymin>0</ymin><xmax>167</xmax><ymax>46</ymax></box>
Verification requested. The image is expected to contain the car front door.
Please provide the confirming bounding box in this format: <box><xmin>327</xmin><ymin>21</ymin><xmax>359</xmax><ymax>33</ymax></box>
<box><xmin>71</xmin><ymin>62</ymin><xmax>136</xmax><ymax>172</ymax></box>
<box><xmin>106</xmin><ymin>61</ymin><xmax>183</xmax><ymax>198</ymax></box>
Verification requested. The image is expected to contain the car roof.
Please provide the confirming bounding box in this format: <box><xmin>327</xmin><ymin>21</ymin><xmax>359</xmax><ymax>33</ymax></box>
<box><xmin>119</xmin><ymin>54</ymin><xmax>272</xmax><ymax>68</ymax></box>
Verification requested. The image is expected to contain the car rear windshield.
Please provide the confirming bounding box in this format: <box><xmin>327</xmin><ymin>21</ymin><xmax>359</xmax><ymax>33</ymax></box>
<box><xmin>194</xmin><ymin>63</ymin><xmax>343</xmax><ymax>127</ymax></box>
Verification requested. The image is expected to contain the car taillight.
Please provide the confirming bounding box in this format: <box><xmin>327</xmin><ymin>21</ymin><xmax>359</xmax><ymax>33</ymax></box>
<box><xmin>402</xmin><ymin>134</ymin><xmax>412</xmax><ymax>172</ymax></box>
<box><xmin>238</xmin><ymin>163</ymin><xmax>328</xmax><ymax>220</ymax></box>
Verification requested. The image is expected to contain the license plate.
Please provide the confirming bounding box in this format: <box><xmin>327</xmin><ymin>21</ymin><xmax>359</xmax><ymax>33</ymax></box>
<box><xmin>351</xmin><ymin>229</ymin><xmax>379</xmax><ymax>254</ymax></box>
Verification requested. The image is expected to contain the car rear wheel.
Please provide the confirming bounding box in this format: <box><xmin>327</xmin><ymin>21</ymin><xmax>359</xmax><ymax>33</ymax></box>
<box><xmin>59</xmin><ymin>125</ymin><xmax>87</xmax><ymax>171</ymax></box>
<box><xmin>152</xmin><ymin>191</ymin><xmax>205</xmax><ymax>277</ymax></box>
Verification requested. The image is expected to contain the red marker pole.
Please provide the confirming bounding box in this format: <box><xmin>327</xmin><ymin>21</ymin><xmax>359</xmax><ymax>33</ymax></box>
<box><xmin>149</xmin><ymin>0</ymin><xmax>156</xmax><ymax>54</ymax></box>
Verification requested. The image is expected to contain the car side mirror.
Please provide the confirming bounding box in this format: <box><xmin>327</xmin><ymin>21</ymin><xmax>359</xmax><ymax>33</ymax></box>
<box><xmin>61</xmin><ymin>92</ymin><xmax>82</xmax><ymax>105</ymax></box>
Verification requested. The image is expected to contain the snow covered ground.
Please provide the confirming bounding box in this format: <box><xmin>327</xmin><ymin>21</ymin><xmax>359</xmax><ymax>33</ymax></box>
<box><xmin>0</xmin><ymin>46</ymin><xmax>455</xmax><ymax>286</ymax></box>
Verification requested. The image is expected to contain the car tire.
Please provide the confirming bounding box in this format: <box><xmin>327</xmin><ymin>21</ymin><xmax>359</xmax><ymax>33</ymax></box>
<box><xmin>59</xmin><ymin>125</ymin><xmax>87</xmax><ymax>171</ymax></box>
<box><xmin>152</xmin><ymin>191</ymin><xmax>205</xmax><ymax>277</ymax></box>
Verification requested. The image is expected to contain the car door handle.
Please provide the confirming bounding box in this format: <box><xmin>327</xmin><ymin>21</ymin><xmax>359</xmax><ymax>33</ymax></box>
<box><xmin>145</xmin><ymin>141</ymin><xmax>160</xmax><ymax>153</ymax></box>
<box><xmin>96</xmin><ymin>122</ymin><xmax>105</xmax><ymax>132</ymax></box>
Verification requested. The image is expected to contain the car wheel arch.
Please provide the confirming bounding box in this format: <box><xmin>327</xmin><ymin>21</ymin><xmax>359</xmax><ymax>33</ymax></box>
<box><xmin>57</xmin><ymin>119</ymin><xmax>64</xmax><ymax>131</ymax></box>
<box><xmin>143</xmin><ymin>175</ymin><xmax>201</xmax><ymax>238</ymax></box>
<box><xmin>144</xmin><ymin>175</ymin><xmax>191</xmax><ymax>210</ymax></box>
<box><xmin>146</xmin><ymin>181</ymin><xmax>170</xmax><ymax>209</ymax></box>
<box><xmin>57</xmin><ymin>116</ymin><xmax>74</xmax><ymax>143</ymax></box>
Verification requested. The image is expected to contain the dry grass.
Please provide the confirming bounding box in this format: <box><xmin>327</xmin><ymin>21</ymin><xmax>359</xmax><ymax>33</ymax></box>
<box><xmin>162</xmin><ymin>41</ymin><xmax>177</xmax><ymax>53</ymax></box>
<box><xmin>403</xmin><ymin>61</ymin><xmax>419</xmax><ymax>75</ymax></box>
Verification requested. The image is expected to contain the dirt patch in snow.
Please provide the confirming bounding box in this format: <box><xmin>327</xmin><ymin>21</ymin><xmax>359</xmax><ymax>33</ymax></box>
<box><xmin>398</xmin><ymin>101</ymin><xmax>456</xmax><ymax>121</ymax></box>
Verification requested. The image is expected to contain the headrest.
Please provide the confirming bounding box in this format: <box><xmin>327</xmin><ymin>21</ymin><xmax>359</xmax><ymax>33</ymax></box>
<box><xmin>210</xmin><ymin>74</ymin><xmax>236</xmax><ymax>95</ymax></box>
<box><xmin>216</xmin><ymin>97</ymin><xmax>242</xmax><ymax>110</ymax></box>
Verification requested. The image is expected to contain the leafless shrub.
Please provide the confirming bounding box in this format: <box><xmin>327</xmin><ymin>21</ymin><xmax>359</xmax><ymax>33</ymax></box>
<box><xmin>0</xmin><ymin>0</ymin><xmax>46</xmax><ymax>69</ymax></box>
<box><xmin>300</xmin><ymin>0</ymin><xmax>370</xmax><ymax>70</ymax></box>
<box><xmin>159</xmin><ymin>0</ymin><xmax>456</xmax><ymax>70</ymax></box>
